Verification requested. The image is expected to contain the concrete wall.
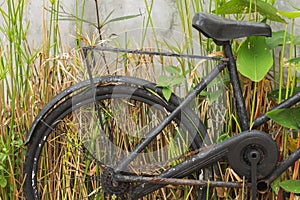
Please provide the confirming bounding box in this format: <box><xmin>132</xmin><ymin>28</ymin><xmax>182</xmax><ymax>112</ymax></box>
<box><xmin>2</xmin><ymin>0</ymin><xmax>300</xmax><ymax>48</ymax></box>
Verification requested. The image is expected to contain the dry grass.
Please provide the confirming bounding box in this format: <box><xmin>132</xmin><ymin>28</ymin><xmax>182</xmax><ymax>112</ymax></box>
<box><xmin>0</xmin><ymin>0</ymin><xmax>299</xmax><ymax>199</ymax></box>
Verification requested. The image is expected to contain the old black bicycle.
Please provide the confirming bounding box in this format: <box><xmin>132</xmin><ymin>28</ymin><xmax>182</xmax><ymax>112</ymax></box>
<box><xmin>23</xmin><ymin>12</ymin><xmax>300</xmax><ymax>199</ymax></box>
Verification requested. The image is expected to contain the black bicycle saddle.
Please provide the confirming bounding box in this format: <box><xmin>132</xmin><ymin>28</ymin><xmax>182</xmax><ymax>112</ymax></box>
<box><xmin>192</xmin><ymin>12</ymin><xmax>272</xmax><ymax>42</ymax></box>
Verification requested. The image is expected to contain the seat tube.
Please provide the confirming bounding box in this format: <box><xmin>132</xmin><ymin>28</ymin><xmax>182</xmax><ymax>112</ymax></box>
<box><xmin>223</xmin><ymin>43</ymin><xmax>250</xmax><ymax>131</ymax></box>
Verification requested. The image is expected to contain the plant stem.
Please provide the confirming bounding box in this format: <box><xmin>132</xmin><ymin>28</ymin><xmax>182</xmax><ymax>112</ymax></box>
<box><xmin>250</xmin><ymin>82</ymin><xmax>257</xmax><ymax>125</ymax></box>
<box><xmin>278</xmin><ymin>25</ymin><xmax>288</xmax><ymax>103</ymax></box>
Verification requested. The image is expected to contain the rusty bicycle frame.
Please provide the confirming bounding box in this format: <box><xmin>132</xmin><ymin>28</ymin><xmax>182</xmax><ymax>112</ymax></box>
<box><xmin>81</xmin><ymin>44</ymin><xmax>300</xmax><ymax>199</ymax></box>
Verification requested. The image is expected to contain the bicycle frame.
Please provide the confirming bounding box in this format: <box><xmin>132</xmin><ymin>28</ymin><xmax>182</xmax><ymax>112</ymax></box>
<box><xmin>111</xmin><ymin>41</ymin><xmax>300</xmax><ymax>173</ymax></box>
<box><xmin>24</xmin><ymin>42</ymin><xmax>300</xmax><ymax>198</ymax></box>
<box><xmin>79</xmin><ymin>43</ymin><xmax>300</xmax><ymax>195</ymax></box>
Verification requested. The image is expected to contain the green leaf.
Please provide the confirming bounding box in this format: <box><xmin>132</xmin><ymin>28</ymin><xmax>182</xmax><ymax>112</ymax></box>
<box><xmin>265</xmin><ymin>30</ymin><xmax>292</xmax><ymax>49</ymax></box>
<box><xmin>0</xmin><ymin>176</ymin><xmax>7</xmax><ymax>188</ymax></box>
<box><xmin>157</xmin><ymin>75</ymin><xmax>172</xmax><ymax>87</ymax></box>
<box><xmin>279</xmin><ymin>180</ymin><xmax>300</xmax><ymax>193</ymax></box>
<box><xmin>278</xmin><ymin>10</ymin><xmax>300</xmax><ymax>19</ymax></box>
<box><xmin>214</xmin><ymin>0</ymin><xmax>249</xmax><ymax>14</ymax></box>
<box><xmin>253</xmin><ymin>0</ymin><xmax>286</xmax><ymax>23</ymax></box>
<box><xmin>271</xmin><ymin>178</ymin><xmax>281</xmax><ymax>195</ymax></box>
<box><xmin>0</xmin><ymin>67</ymin><xmax>8</xmax><ymax>80</ymax></box>
<box><xmin>102</xmin><ymin>10</ymin><xmax>141</xmax><ymax>27</ymax></box>
<box><xmin>237</xmin><ymin>36</ymin><xmax>273</xmax><ymax>82</ymax></box>
<box><xmin>290</xmin><ymin>3</ymin><xmax>300</xmax><ymax>11</ymax></box>
<box><xmin>268</xmin><ymin>87</ymin><xmax>300</xmax><ymax>99</ymax></box>
<box><xmin>157</xmin><ymin>74</ymin><xmax>185</xmax><ymax>88</ymax></box>
<box><xmin>289</xmin><ymin>57</ymin><xmax>300</xmax><ymax>73</ymax></box>
<box><xmin>215</xmin><ymin>0</ymin><xmax>286</xmax><ymax>23</ymax></box>
<box><xmin>216</xmin><ymin>134</ymin><xmax>230</xmax><ymax>143</ymax></box>
<box><xmin>170</xmin><ymin>76</ymin><xmax>185</xmax><ymax>86</ymax></box>
<box><xmin>162</xmin><ymin>87</ymin><xmax>172</xmax><ymax>101</ymax></box>
<box><xmin>266</xmin><ymin>107</ymin><xmax>300</xmax><ymax>130</ymax></box>
<box><xmin>165</xmin><ymin>66</ymin><xmax>181</xmax><ymax>74</ymax></box>
<box><xmin>0</xmin><ymin>153</ymin><xmax>7</xmax><ymax>163</ymax></box>
<box><xmin>289</xmin><ymin>57</ymin><xmax>300</xmax><ymax>64</ymax></box>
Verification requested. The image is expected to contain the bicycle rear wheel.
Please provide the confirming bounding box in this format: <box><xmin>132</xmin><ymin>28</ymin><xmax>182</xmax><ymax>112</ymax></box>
<box><xmin>24</xmin><ymin>81</ymin><xmax>207</xmax><ymax>199</ymax></box>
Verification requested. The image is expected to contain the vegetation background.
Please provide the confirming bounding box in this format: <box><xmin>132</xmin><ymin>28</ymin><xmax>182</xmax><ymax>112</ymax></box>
<box><xmin>0</xmin><ymin>0</ymin><xmax>300</xmax><ymax>199</ymax></box>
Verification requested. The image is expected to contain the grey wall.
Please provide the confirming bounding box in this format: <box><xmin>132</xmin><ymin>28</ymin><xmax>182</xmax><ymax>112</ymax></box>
<box><xmin>2</xmin><ymin>0</ymin><xmax>300</xmax><ymax>48</ymax></box>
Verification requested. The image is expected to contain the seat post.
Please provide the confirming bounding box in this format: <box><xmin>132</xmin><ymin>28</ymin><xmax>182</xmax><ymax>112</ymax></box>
<box><xmin>223</xmin><ymin>42</ymin><xmax>250</xmax><ymax>131</ymax></box>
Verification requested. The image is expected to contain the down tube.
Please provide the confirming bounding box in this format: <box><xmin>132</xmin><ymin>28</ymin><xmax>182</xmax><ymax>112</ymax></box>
<box><xmin>114</xmin><ymin>61</ymin><xmax>227</xmax><ymax>173</ymax></box>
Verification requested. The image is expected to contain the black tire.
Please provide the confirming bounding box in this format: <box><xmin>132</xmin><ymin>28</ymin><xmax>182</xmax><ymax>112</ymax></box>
<box><xmin>24</xmin><ymin>83</ymin><xmax>207</xmax><ymax>199</ymax></box>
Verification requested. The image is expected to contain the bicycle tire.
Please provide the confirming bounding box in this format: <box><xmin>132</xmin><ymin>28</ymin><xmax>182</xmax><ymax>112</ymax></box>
<box><xmin>24</xmin><ymin>81</ymin><xmax>209</xmax><ymax>199</ymax></box>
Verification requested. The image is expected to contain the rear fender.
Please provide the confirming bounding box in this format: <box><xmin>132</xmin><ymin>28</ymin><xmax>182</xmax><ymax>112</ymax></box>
<box><xmin>25</xmin><ymin>76</ymin><xmax>156</xmax><ymax>145</ymax></box>
<box><xmin>25</xmin><ymin>76</ymin><xmax>207</xmax><ymax>147</ymax></box>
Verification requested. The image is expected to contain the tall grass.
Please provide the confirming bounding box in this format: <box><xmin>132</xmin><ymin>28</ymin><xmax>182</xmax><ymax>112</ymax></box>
<box><xmin>0</xmin><ymin>0</ymin><xmax>299</xmax><ymax>199</ymax></box>
<box><xmin>0</xmin><ymin>0</ymin><xmax>33</xmax><ymax>198</ymax></box>
<box><xmin>0</xmin><ymin>0</ymin><xmax>85</xmax><ymax>199</ymax></box>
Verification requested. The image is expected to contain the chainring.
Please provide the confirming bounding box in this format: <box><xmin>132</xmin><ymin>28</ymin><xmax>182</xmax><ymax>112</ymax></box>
<box><xmin>101</xmin><ymin>168</ymin><xmax>130</xmax><ymax>196</ymax></box>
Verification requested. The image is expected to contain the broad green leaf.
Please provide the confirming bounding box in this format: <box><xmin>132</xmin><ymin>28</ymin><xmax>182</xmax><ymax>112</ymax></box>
<box><xmin>216</xmin><ymin>0</ymin><xmax>286</xmax><ymax>23</ymax></box>
<box><xmin>278</xmin><ymin>10</ymin><xmax>300</xmax><ymax>19</ymax></box>
<box><xmin>162</xmin><ymin>87</ymin><xmax>172</xmax><ymax>101</ymax></box>
<box><xmin>266</xmin><ymin>107</ymin><xmax>300</xmax><ymax>130</ymax></box>
<box><xmin>237</xmin><ymin>36</ymin><xmax>273</xmax><ymax>82</ymax></box>
<box><xmin>265</xmin><ymin>30</ymin><xmax>292</xmax><ymax>49</ymax></box>
<box><xmin>279</xmin><ymin>180</ymin><xmax>300</xmax><ymax>193</ymax></box>
<box><xmin>214</xmin><ymin>0</ymin><xmax>248</xmax><ymax>14</ymax></box>
<box><xmin>253</xmin><ymin>0</ymin><xmax>286</xmax><ymax>23</ymax></box>
<box><xmin>157</xmin><ymin>75</ymin><xmax>172</xmax><ymax>87</ymax></box>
